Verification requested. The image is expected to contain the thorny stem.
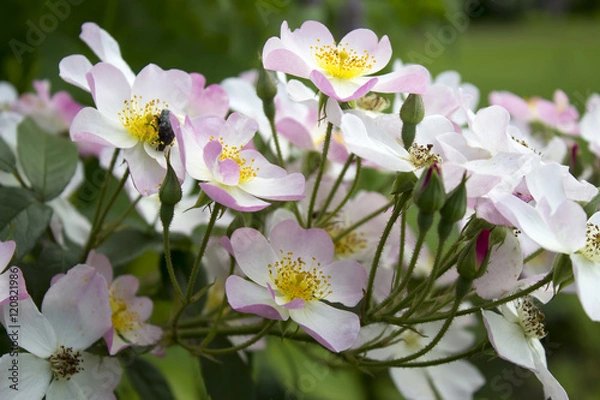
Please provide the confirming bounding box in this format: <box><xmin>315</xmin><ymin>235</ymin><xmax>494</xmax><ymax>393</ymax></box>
<box><xmin>315</xmin><ymin>154</ymin><xmax>354</xmax><ymax>224</ymax></box>
<box><xmin>317</xmin><ymin>158</ymin><xmax>363</xmax><ymax>227</ymax></box>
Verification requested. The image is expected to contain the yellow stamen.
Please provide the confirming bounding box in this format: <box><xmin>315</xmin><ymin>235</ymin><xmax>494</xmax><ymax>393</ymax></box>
<box><xmin>210</xmin><ymin>136</ymin><xmax>259</xmax><ymax>182</ymax></box>
<box><xmin>311</xmin><ymin>39</ymin><xmax>375</xmax><ymax>79</ymax></box>
<box><xmin>118</xmin><ymin>95</ymin><xmax>168</xmax><ymax>146</ymax></box>
<box><xmin>268</xmin><ymin>251</ymin><xmax>332</xmax><ymax>303</ymax></box>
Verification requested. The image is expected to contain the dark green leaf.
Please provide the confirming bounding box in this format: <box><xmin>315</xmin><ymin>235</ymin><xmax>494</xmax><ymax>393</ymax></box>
<box><xmin>127</xmin><ymin>358</ymin><xmax>175</xmax><ymax>400</ymax></box>
<box><xmin>0</xmin><ymin>136</ymin><xmax>16</xmax><ymax>173</ymax></box>
<box><xmin>97</xmin><ymin>228</ymin><xmax>161</xmax><ymax>266</ymax></box>
<box><xmin>0</xmin><ymin>187</ymin><xmax>52</xmax><ymax>258</ymax></box>
<box><xmin>200</xmin><ymin>337</ymin><xmax>256</xmax><ymax>400</ymax></box>
<box><xmin>16</xmin><ymin>118</ymin><xmax>78</xmax><ymax>202</ymax></box>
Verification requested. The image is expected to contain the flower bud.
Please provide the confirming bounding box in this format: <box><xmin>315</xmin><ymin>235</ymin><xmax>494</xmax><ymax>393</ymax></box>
<box><xmin>391</xmin><ymin>171</ymin><xmax>418</xmax><ymax>195</ymax></box>
<box><xmin>457</xmin><ymin>229</ymin><xmax>491</xmax><ymax>280</ymax></box>
<box><xmin>400</xmin><ymin>94</ymin><xmax>425</xmax><ymax>149</ymax></box>
<box><xmin>159</xmin><ymin>156</ymin><xmax>182</xmax><ymax>229</ymax></box>
<box><xmin>413</xmin><ymin>164</ymin><xmax>445</xmax><ymax>214</ymax></box>
<box><xmin>400</xmin><ymin>94</ymin><xmax>425</xmax><ymax>125</ymax></box>
<box><xmin>438</xmin><ymin>173</ymin><xmax>467</xmax><ymax>240</ymax></box>
<box><xmin>257</xmin><ymin>68</ymin><xmax>278</xmax><ymax>122</ymax></box>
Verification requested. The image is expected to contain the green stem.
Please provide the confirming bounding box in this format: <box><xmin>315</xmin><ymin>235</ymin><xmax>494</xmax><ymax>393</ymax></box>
<box><xmin>96</xmin><ymin>195</ymin><xmax>143</xmax><ymax>244</ymax></box>
<box><xmin>364</xmin><ymin>201</ymin><xmax>403</xmax><ymax>311</ymax></box>
<box><xmin>162</xmin><ymin>214</ymin><xmax>185</xmax><ymax>301</ymax></box>
<box><xmin>332</xmin><ymin>200</ymin><xmax>393</xmax><ymax>243</ymax></box>
<box><xmin>362</xmin><ymin>297</ymin><xmax>461</xmax><ymax>367</ymax></box>
<box><xmin>307</xmin><ymin>122</ymin><xmax>333</xmax><ymax>228</ymax></box>
<box><xmin>186</xmin><ymin>204</ymin><xmax>222</xmax><ymax>300</ymax></box>
<box><xmin>390</xmin><ymin>273</ymin><xmax>553</xmax><ymax>325</ymax></box>
<box><xmin>392</xmin><ymin>203</ymin><xmax>408</xmax><ymax>289</ymax></box>
<box><xmin>315</xmin><ymin>154</ymin><xmax>354</xmax><ymax>224</ymax></box>
<box><xmin>317</xmin><ymin>158</ymin><xmax>362</xmax><ymax>228</ymax></box>
<box><xmin>384</xmin><ymin>338</ymin><xmax>488</xmax><ymax>368</ymax></box>
<box><xmin>199</xmin><ymin>259</ymin><xmax>236</xmax><ymax>348</ymax></box>
<box><xmin>524</xmin><ymin>248</ymin><xmax>544</xmax><ymax>264</ymax></box>
<box><xmin>80</xmin><ymin>149</ymin><xmax>119</xmax><ymax>262</ymax></box>
<box><xmin>201</xmin><ymin>320</ymin><xmax>277</xmax><ymax>355</ymax></box>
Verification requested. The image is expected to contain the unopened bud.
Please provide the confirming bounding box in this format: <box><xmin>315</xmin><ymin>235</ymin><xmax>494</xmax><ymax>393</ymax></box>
<box><xmin>159</xmin><ymin>156</ymin><xmax>182</xmax><ymax>229</ymax></box>
<box><xmin>391</xmin><ymin>171</ymin><xmax>418</xmax><ymax>195</ymax></box>
<box><xmin>257</xmin><ymin>68</ymin><xmax>278</xmax><ymax>122</ymax></box>
<box><xmin>400</xmin><ymin>94</ymin><xmax>425</xmax><ymax>149</ymax></box>
<box><xmin>457</xmin><ymin>229</ymin><xmax>491</xmax><ymax>280</ymax></box>
<box><xmin>438</xmin><ymin>173</ymin><xmax>467</xmax><ymax>240</ymax></box>
<box><xmin>413</xmin><ymin>164</ymin><xmax>445</xmax><ymax>214</ymax></box>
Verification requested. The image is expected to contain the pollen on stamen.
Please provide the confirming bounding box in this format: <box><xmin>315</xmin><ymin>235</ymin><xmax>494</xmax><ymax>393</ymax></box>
<box><xmin>49</xmin><ymin>345</ymin><xmax>84</xmax><ymax>381</ymax></box>
<box><xmin>324</xmin><ymin>221</ymin><xmax>367</xmax><ymax>258</ymax></box>
<box><xmin>311</xmin><ymin>39</ymin><xmax>375</xmax><ymax>80</ymax></box>
<box><xmin>210</xmin><ymin>136</ymin><xmax>259</xmax><ymax>183</ymax></box>
<box><xmin>516</xmin><ymin>298</ymin><xmax>547</xmax><ymax>339</ymax></box>
<box><xmin>118</xmin><ymin>95</ymin><xmax>168</xmax><ymax>146</ymax></box>
<box><xmin>581</xmin><ymin>222</ymin><xmax>600</xmax><ymax>262</ymax></box>
<box><xmin>267</xmin><ymin>250</ymin><xmax>332</xmax><ymax>302</ymax></box>
<box><xmin>409</xmin><ymin>143</ymin><xmax>442</xmax><ymax>168</ymax></box>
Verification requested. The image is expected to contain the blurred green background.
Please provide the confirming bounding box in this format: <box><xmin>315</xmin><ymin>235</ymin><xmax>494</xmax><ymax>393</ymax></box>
<box><xmin>2</xmin><ymin>0</ymin><xmax>600</xmax><ymax>399</ymax></box>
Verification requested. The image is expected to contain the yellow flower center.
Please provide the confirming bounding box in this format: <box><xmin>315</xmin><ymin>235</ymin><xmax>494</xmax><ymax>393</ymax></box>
<box><xmin>268</xmin><ymin>250</ymin><xmax>332</xmax><ymax>303</ymax></box>
<box><xmin>210</xmin><ymin>136</ymin><xmax>258</xmax><ymax>183</ymax></box>
<box><xmin>311</xmin><ymin>39</ymin><xmax>375</xmax><ymax>79</ymax></box>
<box><xmin>582</xmin><ymin>222</ymin><xmax>600</xmax><ymax>262</ymax></box>
<box><xmin>118</xmin><ymin>95</ymin><xmax>168</xmax><ymax>146</ymax></box>
<box><xmin>324</xmin><ymin>222</ymin><xmax>367</xmax><ymax>259</ymax></box>
<box><xmin>109</xmin><ymin>290</ymin><xmax>141</xmax><ymax>334</ymax></box>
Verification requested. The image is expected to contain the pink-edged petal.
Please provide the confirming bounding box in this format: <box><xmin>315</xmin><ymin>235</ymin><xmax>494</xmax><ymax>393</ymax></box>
<box><xmin>188</xmin><ymin>73</ymin><xmax>229</xmax><ymax>118</ymax></box>
<box><xmin>122</xmin><ymin>321</ymin><xmax>162</xmax><ymax>346</ymax></box>
<box><xmin>240</xmin><ymin>173</ymin><xmax>305</xmax><ymax>201</ymax></box>
<box><xmin>289</xmin><ymin>301</ymin><xmax>360</xmax><ymax>352</ymax></box>
<box><xmin>59</xmin><ymin>55</ymin><xmax>94</xmax><ymax>92</ymax></box>
<box><xmin>230</xmin><ymin>227</ymin><xmax>278</xmax><ymax>285</ymax></box>
<box><xmin>200</xmin><ymin>183</ymin><xmax>270</xmax><ymax>212</ymax></box>
<box><xmin>70</xmin><ymin>107</ymin><xmax>136</xmax><ymax>148</ymax></box>
<box><xmin>80</xmin><ymin>22</ymin><xmax>135</xmax><ymax>83</ymax></box>
<box><xmin>320</xmin><ymin>260</ymin><xmax>367</xmax><ymax>307</ymax></box>
<box><xmin>489</xmin><ymin>91</ymin><xmax>532</xmax><ymax>122</ymax></box>
<box><xmin>310</xmin><ymin>70</ymin><xmax>376</xmax><ymax>102</ymax></box>
<box><xmin>473</xmin><ymin>232</ymin><xmax>523</xmax><ymax>300</ymax></box>
<box><xmin>339</xmin><ymin>30</ymin><xmax>391</xmax><ymax>75</ymax></box>
<box><xmin>225</xmin><ymin>275</ymin><xmax>288</xmax><ymax>320</ymax></box>
<box><xmin>3</xmin><ymin>297</ymin><xmax>57</xmax><ymax>358</ymax></box>
<box><xmin>221</xmin><ymin>112</ymin><xmax>258</xmax><ymax>147</ymax></box>
<box><xmin>86</xmin><ymin>62</ymin><xmax>131</xmax><ymax>118</ymax></box>
<box><xmin>0</xmin><ymin>240</ymin><xmax>16</xmax><ymax>271</ymax></box>
<box><xmin>428</xmin><ymin>360</ymin><xmax>485</xmax><ymax>400</ymax></box>
<box><xmin>481</xmin><ymin>309</ymin><xmax>536</xmax><ymax>371</ymax></box>
<box><xmin>104</xmin><ymin>327</ymin><xmax>128</xmax><ymax>355</ymax></box>
<box><xmin>372</xmin><ymin>65</ymin><xmax>430</xmax><ymax>95</ymax></box>
<box><xmin>389</xmin><ymin>367</ymin><xmax>436</xmax><ymax>400</ymax></box>
<box><xmin>276</xmin><ymin>117</ymin><xmax>317</xmax><ymax>150</ymax></box>
<box><xmin>85</xmin><ymin>250</ymin><xmax>113</xmax><ymax>284</ymax></box>
<box><xmin>110</xmin><ymin>275</ymin><xmax>139</xmax><ymax>301</ymax></box>
<box><xmin>217</xmin><ymin>158</ymin><xmax>241</xmax><ymax>185</ymax></box>
<box><xmin>269</xmin><ymin>220</ymin><xmax>334</xmax><ymax>265</ymax></box>
<box><xmin>202</xmin><ymin>139</ymin><xmax>223</xmax><ymax>177</ymax></box>
<box><xmin>0</xmin><ymin>353</ymin><xmax>51</xmax><ymax>400</ymax></box>
<box><xmin>132</xmin><ymin>64</ymin><xmax>191</xmax><ymax>113</ymax></box>
<box><xmin>0</xmin><ymin>267</ymin><xmax>29</xmax><ymax>306</ymax></box>
<box><xmin>280</xmin><ymin>298</ymin><xmax>306</xmax><ymax>310</ymax></box>
<box><xmin>41</xmin><ymin>265</ymin><xmax>111</xmax><ymax>351</ymax></box>
<box><xmin>123</xmin><ymin>143</ymin><xmax>167</xmax><ymax>196</ymax></box>
<box><xmin>262</xmin><ymin>46</ymin><xmax>313</xmax><ymax>80</ymax></box>
<box><xmin>570</xmin><ymin>253</ymin><xmax>600</xmax><ymax>321</ymax></box>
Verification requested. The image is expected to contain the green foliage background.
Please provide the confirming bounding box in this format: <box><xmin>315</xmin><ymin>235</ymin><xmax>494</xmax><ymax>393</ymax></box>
<box><xmin>1</xmin><ymin>0</ymin><xmax>600</xmax><ymax>399</ymax></box>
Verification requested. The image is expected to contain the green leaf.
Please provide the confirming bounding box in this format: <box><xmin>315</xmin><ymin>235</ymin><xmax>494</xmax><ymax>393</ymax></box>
<box><xmin>97</xmin><ymin>228</ymin><xmax>161</xmax><ymax>266</ymax></box>
<box><xmin>0</xmin><ymin>187</ymin><xmax>52</xmax><ymax>258</ymax></box>
<box><xmin>0</xmin><ymin>136</ymin><xmax>16</xmax><ymax>173</ymax></box>
<box><xmin>200</xmin><ymin>337</ymin><xmax>256</xmax><ymax>400</ymax></box>
<box><xmin>127</xmin><ymin>358</ymin><xmax>175</xmax><ymax>400</ymax></box>
<box><xmin>16</xmin><ymin>118</ymin><xmax>78</xmax><ymax>202</ymax></box>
